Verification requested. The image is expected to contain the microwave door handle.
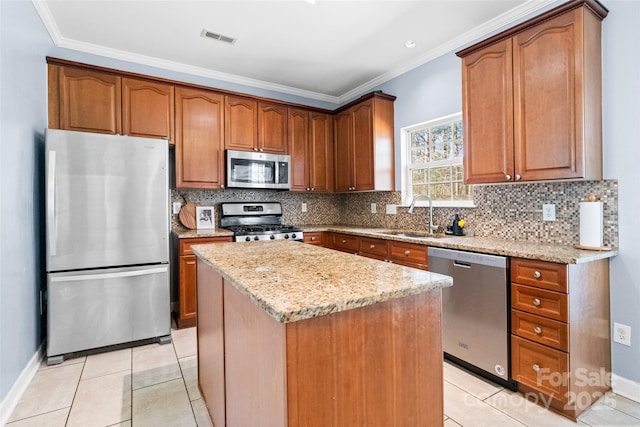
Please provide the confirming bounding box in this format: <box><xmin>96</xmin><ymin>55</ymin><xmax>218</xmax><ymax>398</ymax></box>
<box><xmin>47</xmin><ymin>150</ymin><xmax>57</xmax><ymax>256</ymax></box>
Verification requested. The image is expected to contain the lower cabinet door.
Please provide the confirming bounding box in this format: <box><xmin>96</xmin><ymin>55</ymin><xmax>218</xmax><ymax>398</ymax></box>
<box><xmin>511</xmin><ymin>335</ymin><xmax>569</xmax><ymax>401</ymax></box>
<box><xmin>179</xmin><ymin>255</ymin><xmax>197</xmax><ymax>327</ymax></box>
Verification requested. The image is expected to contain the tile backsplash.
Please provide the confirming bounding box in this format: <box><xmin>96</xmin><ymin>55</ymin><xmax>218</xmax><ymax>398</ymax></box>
<box><xmin>172</xmin><ymin>179</ymin><xmax>618</xmax><ymax>247</ymax></box>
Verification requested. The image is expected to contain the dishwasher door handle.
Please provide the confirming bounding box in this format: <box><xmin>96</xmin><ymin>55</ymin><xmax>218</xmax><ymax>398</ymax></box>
<box><xmin>453</xmin><ymin>260</ymin><xmax>472</xmax><ymax>268</ymax></box>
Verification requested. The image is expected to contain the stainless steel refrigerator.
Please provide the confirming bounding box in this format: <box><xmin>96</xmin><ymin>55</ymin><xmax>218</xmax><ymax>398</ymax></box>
<box><xmin>45</xmin><ymin>129</ymin><xmax>171</xmax><ymax>365</ymax></box>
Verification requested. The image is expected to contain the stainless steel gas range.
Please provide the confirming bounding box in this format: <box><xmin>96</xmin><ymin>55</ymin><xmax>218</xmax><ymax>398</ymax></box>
<box><xmin>220</xmin><ymin>202</ymin><xmax>304</xmax><ymax>242</ymax></box>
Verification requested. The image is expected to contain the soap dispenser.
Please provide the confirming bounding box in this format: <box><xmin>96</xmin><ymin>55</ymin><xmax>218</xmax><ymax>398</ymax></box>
<box><xmin>452</xmin><ymin>213</ymin><xmax>464</xmax><ymax>236</ymax></box>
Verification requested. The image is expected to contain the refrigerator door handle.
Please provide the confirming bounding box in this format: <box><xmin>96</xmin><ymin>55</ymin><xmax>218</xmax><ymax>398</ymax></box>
<box><xmin>47</xmin><ymin>150</ymin><xmax>57</xmax><ymax>256</ymax></box>
<box><xmin>49</xmin><ymin>266</ymin><xmax>168</xmax><ymax>282</ymax></box>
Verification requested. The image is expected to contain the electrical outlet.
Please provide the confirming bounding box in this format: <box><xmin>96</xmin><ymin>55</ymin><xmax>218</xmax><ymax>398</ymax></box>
<box><xmin>172</xmin><ymin>202</ymin><xmax>182</xmax><ymax>214</ymax></box>
<box><xmin>371</xmin><ymin>203</ymin><xmax>377</xmax><ymax>214</ymax></box>
<box><xmin>542</xmin><ymin>204</ymin><xmax>556</xmax><ymax>221</ymax></box>
<box><xmin>613</xmin><ymin>322</ymin><xmax>631</xmax><ymax>346</ymax></box>
<box><xmin>301</xmin><ymin>202</ymin><xmax>308</xmax><ymax>213</ymax></box>
<box><xmin>386</xmin><ymin>204</ymin><xmax>397</xmax><ymax>215</ymax></box>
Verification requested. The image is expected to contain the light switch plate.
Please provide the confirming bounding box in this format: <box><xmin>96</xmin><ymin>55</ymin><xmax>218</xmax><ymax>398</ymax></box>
<box><xmin>172</xmin><ymin>202</ymin><xmax>182</xmax><ymax>214</ymax></box>
<box><xmin>542</xmin><ymin>204</ymin><xmax>556</xmax><ymax>221</ymax></box>
<box><xmin>386</xmin><ymin>204</ymin><xmax>397</xmax><ymax>215</ymax></box>
<box><xmin>371</xmin><ymin>203</ymin><xmax>377</xmax><ymax>214</ymax></box>
<box><xmin>301</xmin><ymin>202</ymin><xmax>308</xmax><ymax>213</ymax></box>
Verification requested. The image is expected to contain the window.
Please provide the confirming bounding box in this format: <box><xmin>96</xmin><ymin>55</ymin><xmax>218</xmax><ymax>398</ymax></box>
<box><xmin>401</xmin><ymin>113</ymin><xmax>473</xmax><ymax>207</ymax></box>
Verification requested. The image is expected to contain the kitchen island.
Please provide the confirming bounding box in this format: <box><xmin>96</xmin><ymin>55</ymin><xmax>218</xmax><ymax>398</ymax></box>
<box><xmin>192</xmin><ymin>240</ymin><xmax>453</xmax><ymax>427</ymax></box>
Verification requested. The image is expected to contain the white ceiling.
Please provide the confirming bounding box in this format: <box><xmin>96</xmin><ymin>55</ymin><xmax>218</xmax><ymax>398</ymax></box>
<box><xmin>34</xmin><ymin>0</ymin><xmax>557</xmax><ymax>104</ymax></box>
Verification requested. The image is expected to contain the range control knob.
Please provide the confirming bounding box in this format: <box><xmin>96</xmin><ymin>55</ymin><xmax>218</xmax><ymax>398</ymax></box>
<box><xmin>291</xmin><ymin>233</ymin><xmax>297</xmax><ymax>240</ymax></box>
<box><xmin>284</xmin><ymin>234</ymin><xmax>290</xmax><ymax>239</ymax></box>
<box><xmin>253</xmin><ymin>236</ymin><xmax>259</xmax><ymax>241</ymax></box>
<box><xmin>245</xmin><ymin>236</ymin><xmax>251</xmax><ymax>242</ymax></box>
<box><xmin>270</xmin><ymin>235</ymin><xmax>275</xmax><ymax>240</ymax></box>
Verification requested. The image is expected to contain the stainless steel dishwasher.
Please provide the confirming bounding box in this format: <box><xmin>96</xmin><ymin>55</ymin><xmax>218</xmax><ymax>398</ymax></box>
<box><xmin>428</xmin><ymin>247</ymin><xmax>516</xmax><ymax>389</ymax></box>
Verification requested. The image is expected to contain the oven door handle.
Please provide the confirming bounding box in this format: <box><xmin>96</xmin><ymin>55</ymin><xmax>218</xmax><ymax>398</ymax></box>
<box><xmin>453</xmin><ymin>260</ymin><xmax>472</xmax><ymax>268</ymax></box>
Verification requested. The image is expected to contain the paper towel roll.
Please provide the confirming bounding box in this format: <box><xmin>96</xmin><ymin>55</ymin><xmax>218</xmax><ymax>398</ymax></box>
<box><xmin>579</xmin><ymin>201</ymin><xmax>603</xmax><ymax>247</ymax></box>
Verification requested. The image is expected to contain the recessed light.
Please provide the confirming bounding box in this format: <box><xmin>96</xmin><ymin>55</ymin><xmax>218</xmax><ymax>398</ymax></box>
<box><xmin>405</xmin><ymin>40</ymin><xmax>416</xmax><ymax>48</ymax></box>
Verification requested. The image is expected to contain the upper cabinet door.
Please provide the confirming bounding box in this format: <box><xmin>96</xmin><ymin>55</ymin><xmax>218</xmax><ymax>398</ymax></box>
<box><xmin>225</xmin><ymin>95</ymin><xmax>258</xmax><ymax>152</ymax></box>
<box><xmin>122</xmin><ymin>78</ymin><xmax>175</xmax><ymax>143</ymax></box>
<box><xmin>175</xmin><ymin>87</ymin><xmax>225</xmax><ymax>189</ymax></box>
<box><xmin>288</xmin><ymin>108</ymin><xmax>310</xmax><ymax>191</ymax></box>
<box><xmin>461</xmin><ymin>39</ymin><xmax>515</xmax><ymax>184</ymax></box>
<box><xmin>334</xmin><ymin>110</ymin><xmax>353</xmax><ymax>192</ymax></box>
<box><xmin>351</xmin><ymin>100</ymin><xmax>375</xmax><ymax>191</ymax></box>
<box><xmin>309</xmin><ymin>112</ymin><xmax>334</xmax><ymax>192</ymax></box>
<box><xmin>513</xmin><ymin>10</ymin><xmax>587</xmax><ymax>181</ymax></box>
<box><xmin>258</xmin><ymin>102</ymin><xmax>288</xmax><ymax>154</ymax></box>
<box><xmin>56</xmin><ymin>66</ymin><xmax>122</xmax><ymax>135</ymax></box>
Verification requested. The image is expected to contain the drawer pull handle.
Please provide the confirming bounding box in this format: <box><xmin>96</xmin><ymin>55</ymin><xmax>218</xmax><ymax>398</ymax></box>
<box><xmin>534</xmin><ymin>326</ymin><xmax>542</xmax><ymax>334</ymax></box>
<box><xmin>533</xmin><ymin>271</ymin><xmax>541</xmax><ymax>279</ymax></box>
<box><xmin>311</xmin><ymin>237</ymin><xmax>316</xmax><ymax>241</ymax></box>
<box><xmin>342</xmin><ymin>239</ymin><xmax>347</xmax><ymax>244</ymax></box>
<box><xmin>370</xmin><ymin>244</ymin><xmax>376</xmax><ymax>249</ymax></box>
<box><xmin>532</xmin><ymin>364</ymin><xmax>541</xmax><ymax>372</ymax></box>
<box><xmin>404</xmin><ymin>250</ymin><xmax>411</xmax><ymax>256</ymax></box>
<box><xmin>533</xmin><ymin>298</ymin><xmax>541</xmax><ymax>306</ymax></box>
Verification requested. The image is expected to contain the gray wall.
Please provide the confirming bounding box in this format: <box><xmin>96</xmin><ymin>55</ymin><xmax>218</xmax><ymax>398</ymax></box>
<box><xmin>1</xmin><ymin>0</ymin><xmax>638</xmax><ymax>405</ymax></box>
<box><xmin>0</xmin><ymin>0</ymin><xmax>49</xmax><ymax>401</ymax></box>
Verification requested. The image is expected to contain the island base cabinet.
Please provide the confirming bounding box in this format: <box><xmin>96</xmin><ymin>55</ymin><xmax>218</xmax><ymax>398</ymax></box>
<box><xmin>196</xmin><ymin>257</ymin><xmax>444</xmax><ymax>427</ymax></box>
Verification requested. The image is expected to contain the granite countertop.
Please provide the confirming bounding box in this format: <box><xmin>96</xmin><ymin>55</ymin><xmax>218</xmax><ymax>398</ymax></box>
<box><xmin>172</xmin><ymin>225</ymin><xmax>234</xmax><ymax>239</ymax></box>
<box><xmin>191</xmin><ymin>240</ymin><xmax>453</xmax><ymax>324</ymax></box>
<box><xmin>302</xmin><ymin>225</ymin><xmax>618</xmax><ymax>264</ymax></box>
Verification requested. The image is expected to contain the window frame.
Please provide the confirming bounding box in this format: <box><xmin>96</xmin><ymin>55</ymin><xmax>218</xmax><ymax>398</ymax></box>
<box><xmin>400</xmin><ymin>112</ymin><xmax>475</xmax><ymax>208</ymax></box>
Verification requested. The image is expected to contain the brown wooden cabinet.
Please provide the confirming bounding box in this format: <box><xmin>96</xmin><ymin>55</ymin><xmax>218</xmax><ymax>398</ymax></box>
<box><xmin>122</xmin><ymin>77</ymin><xmax>174</xmax><ymax>141</ymax></box>
<box><xmin>175</xmin><ymin>87</ymin><xmax>225</xmax><ymax>189</ymax></box>
<box><xmin>49</xmin><ymin>64</ymin><xmax>175</xmax><ymax>143</ymax></box>
<box><xmin>458</xmin><ymin>1</ymin><xmax>607</xmax><ymax>184</ymax></box>
<box><xmin>510</xmin><ymin>257</ymin><xmax>611</xmax><ymax>420</ymax></box>
<box><xmin>289</xmin><ymin>109</ymin><xmax>334</xmax><ymax>192</ymax></box>
<box><xmin>49</xmin><ymin>65</ymin><xmax>122</xmax><ymax>135</ymax></box>
<box><xmin>225</xmin><ymin>96</ymin><xmax>288</xmax><ymax>154</ymax></box>
<box><xmin>303</xmin><ymin>232</ymin><xmax>325</xmax><ymax>246</ymax></box>
<box><xmin>176</xmin><ymin>236</ymin><xmax>232</xmax><ymax>328</ymax></box>
<box><xmin>325</xmin><ymin>233</ymin><xmax>428</xmax><ymax>270</ymax></box>
<box><xmin>334</xmin><ymin>93</ymin><xmax>395</xmax><ymax>192</ymax></box>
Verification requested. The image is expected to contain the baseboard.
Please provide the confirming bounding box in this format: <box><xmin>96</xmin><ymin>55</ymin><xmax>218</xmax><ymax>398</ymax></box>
<box><xmin>0</xmin><ymin>342</ymin><xmax>45</xmax><ymax>426</ymax></box>
<box><xmin>612</xmin><ymin>373</ymin><xmax>640</xmax><ymax>404</ymax></box>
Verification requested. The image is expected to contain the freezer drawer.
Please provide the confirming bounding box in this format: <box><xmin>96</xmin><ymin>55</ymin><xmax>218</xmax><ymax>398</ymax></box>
<box><xmin>47</xmin><ymin>265</ymin><xmax>170</xmax><ymax>358</ymax></box>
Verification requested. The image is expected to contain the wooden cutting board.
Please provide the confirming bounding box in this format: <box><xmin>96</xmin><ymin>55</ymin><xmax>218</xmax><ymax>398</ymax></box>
<box><xmin>179</xmin><ymin>202</ymin><xmax>197</xmax><ymax>229</ymax></box>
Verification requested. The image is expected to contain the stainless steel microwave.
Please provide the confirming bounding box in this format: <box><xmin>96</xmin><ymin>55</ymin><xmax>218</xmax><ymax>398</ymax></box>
<box><xmin>226</xmin><ymin>149</ymin><xmax>291</xmax><ymax>190</ymax></box>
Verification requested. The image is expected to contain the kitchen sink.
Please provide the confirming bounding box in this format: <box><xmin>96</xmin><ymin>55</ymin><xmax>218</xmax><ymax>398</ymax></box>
<box><xmin>379</xmin><ymin>230</ymin><xmax>447</xmax><ymax>239</ymax></box>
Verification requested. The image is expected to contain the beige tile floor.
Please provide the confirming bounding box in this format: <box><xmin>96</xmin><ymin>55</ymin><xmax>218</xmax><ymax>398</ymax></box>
<box><xmin>6</xmin><ymin>326</ymin><xmax>640</xmax><ymax>426</ymax></box>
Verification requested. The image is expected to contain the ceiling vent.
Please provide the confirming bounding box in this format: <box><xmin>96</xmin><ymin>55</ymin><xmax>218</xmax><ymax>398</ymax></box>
<box><xmin>201</xmin><ymin>29</ymin><xmax>236</xmax><ymax>45</ymax></box>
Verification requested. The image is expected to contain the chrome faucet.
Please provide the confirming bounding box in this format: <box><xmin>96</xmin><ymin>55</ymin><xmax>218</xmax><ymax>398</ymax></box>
<box><xmin>408</xmin><ymin>194</ymin><xmax>438</xmax><ymax>234</ymax></box>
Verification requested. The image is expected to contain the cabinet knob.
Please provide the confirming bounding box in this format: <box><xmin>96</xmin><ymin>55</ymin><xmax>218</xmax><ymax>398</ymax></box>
<box><xmin>311</xmin><ymin>237</ymin><xmax>316</xmax><ymax>241</ymax></box>
<box><xmin>306</xmin><ymin>187</ymin><xmax>310</xmax><ymax>191</ymax></box>
<box><xmin>253</xmin><ymin>148</ymin><xmax>258</xmax><ymax>151</ymax></box>
<box><xmin>533</xmin><ymin>298</ymin><xmax>541</xmax><ymax>306</ymax></box>
<box><xmin>505</xmin><ymin>174</ymin><xmax>511</xmax><ymax>181</ymax></box>
<box><xmin>342</xmin><ymin>239</ymin><xmax>347</xmax><ymax>244</ymax></box>
<box><xmin>515</xmin><ymin>174</ymin><xmax>521</xmax><ymax>181</ymax></box>
<box><xmin>220</xmin><ymin>184</ymin><xmax>225</xmax><ymax>189</ymax></box>
<box><xmin>532</xmin><ymin>364</ymin><xmax>541</xmax><ymax>372</ymax></box>
<box><xmin>259</xmin><ymin>148</ymin><xmax>264</xmax><ymax>152</ymax></box>
<box><xmin>404</xmin><ymin>250</ymin><xmax>411</xmax><ymax>256</ymax></box>
<box><xmin>370</xmin><ymin>244</ymin><xmax>376</xmax><ymax>249</ymax></box>
<box><xmin>534</xmin><ymin>326</ymin><xmax>542</xmax><ymax>334</ymax></box>
<box><xmin>533</xmin><ymin>271</ymin><xmax>541</xmax><ymax>279</ymax></box>
<box><xmin>311</xmin><ymin>187</ymin><xmax>315</xmax><ymax>191</ymax></box>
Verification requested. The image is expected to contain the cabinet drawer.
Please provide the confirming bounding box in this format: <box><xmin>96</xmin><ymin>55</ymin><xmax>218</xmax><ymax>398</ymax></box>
<box><xmin>512</xmin><ymin>310</ymin><xmax>569</xmax><ymax>352</ymax></box>
<box><xmin>511</xmin><ymin>258</ymin><xmax>567</xmax><ymax>293</ymax></box>
<box><xmin>388</xmin><ymin>241</ymin><xmax>428</xmax><ymax>265</ymax></box>
<box><xmin>179</xmin><ymin>237</ymin><xmax>233</xmax><ymax>255</ymax></box>
<box><xmin>330</xmin><ymin>233</ymin><xmax>359</xmax><ymax>253</ymax></box>
<box><xmin>304</xmin><ymin>232</ymin><xmax>324</xmax><ymax>246</ymax></box>
<box><xmin>512</xmin><ymin>336</ymin><xmax>569</xmax><ymax>401</ymax></box>
<box><xmin>359</xmin><ymin>237</ymin><xmax>388</xmax><ymax>257</ymax></box>
<box><xmin>511</xmin><ymin>283</ymin><xmax>568</xmax><ymax>322</ymax></box>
